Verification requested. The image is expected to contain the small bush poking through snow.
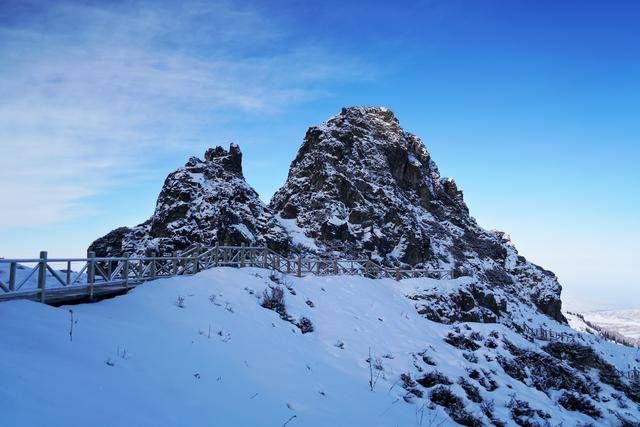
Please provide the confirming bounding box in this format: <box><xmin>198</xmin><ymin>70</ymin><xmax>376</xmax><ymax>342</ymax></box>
<box><xmin>480</xmin><ymin>398</ymin><xmax>496</xmax><ymax>420</ymax></box>
<box><xmin>400</xmin><ymin>373</ymin><xmax>423</xmax><ymax>399</ymax></box>
<box><xmin>484</xmin><ymin>338</ymin><xmax>498</xmax><ymax>349</ymax></box>
<box><xmin>175</xmin><ymin>295</ymin><xmax>185</xmax><ymax>308</ymax></box>
<box><xmin>421</xmin><ymin>354</ymin><xmax>437</xmax><ymax>366</ymax></box>
<box><xmin>429</xmin><ymin>385</ymin><xmax>482</xmax><ymax>426</ymax></box>
<box><xmin>417</xmin><ymin>370</ymin><xmax>453</xmax><ymax>388</ymax></box>
<box><xmin>558</xmin><ymin>392</ymin><xmax>602</xmax><ymax>419</ymax></box>
<box><xmin>507</xmin><ymin>395</ymin><xmax>551</xmax><ymax>426</ymax></box>
<box><xmin>463</xmin><ymin>352</ymin><xmax>479</xmax><ymax>363</ymax></box>
<box><xmin>296</xmin><ymin>317</ymin><xmax>314</xmax><ymax>334</ymax></box>
<box><xmin>457</xmin><ymin>377</ymin><xmax>482</xmax><ymax>403</ymax></box>
<box><xmin>444</xmin><ymin>332</ymin><xmax>481</xmax><ymax>351</ymax></box>
<box><xmin>261</xmin><ymin>286</ymin><xmax>288</xmax><ymax>319</ymax></box>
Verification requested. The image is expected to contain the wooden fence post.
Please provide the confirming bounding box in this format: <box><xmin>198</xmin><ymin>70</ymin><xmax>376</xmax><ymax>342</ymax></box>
<box><xmin>240</xmin><ymin>243</ymin><xmax>245</xmax><ymax>268</ymax></box>
<box><xmin>106</xmin><ymin>261</ymin><xmax>112</xmax><ymax>282</ymax></box>
<box><xmin>65</xmin><ymin>261</ymin><xmax>71</xmax><ymax>286</ymax></box>
<box><xmin>395</xmin><ymin>266</ymin><xmax>401</xmax><ymax>281</ymax></box>
<box><xmin>297</xmin><ymin>256</ymin><xmax>302</xmax><ymax>277</ymax></box>
<box><xmin>333</xmin><ymin>259</ymin><xmax>338</xmax><ymax>275</ymax></box>
<box><xmin>123</xmin><ymin>253</ymin><xmax>130</xmax><ymax>289</ymax></box>
<box><xmin>9</xmin><ymin>262</ymin><xmax>16</xmax><ymax>291</ymax></box>
<box><xmin>262</xmin><ymin>247</ymin><xmax>268</xmax><ymax>269</ymax></box>
<box><xmin>194</xmin><ymin>244</ymin><xmax>201</xmax><ymax>273</ymax></box>
<box><xmin>37</xmin><ymin>251</ymin><xmax>47</xmax><ymax>303</ymax></box>
<box><xmin>172</xmin><ymin>252</ymin><xmax>178</xmax><ymax>275</ymax></box>
<box><xmin>150</xmin><ymin>252</ymin><xmax>157</xmax><ymax>279</ymax></box>
<box><xmin>214</xmin><ymin>242</ymin><xmax>219</xmax><ymax>267</ymax></box>
<box><xmin>87</xmin><ymin>251</ymin><xmax>95</xmax><ymax>301</ymax></box>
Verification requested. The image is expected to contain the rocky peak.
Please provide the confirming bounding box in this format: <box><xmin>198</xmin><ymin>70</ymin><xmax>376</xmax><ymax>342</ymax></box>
<box><xmin>203</xmin><ymin>143</ymin><xmax>243</xmax><ymax>175</ymax></box>
<box><xmin>271</xmin><ymin>106</ymin><xmax>564</xmax><ymax>322</ymax></box>
<box><xmin>271</xmin><ymin>106</ymin><xmax>470</xmax><ymax>263</ymax></box>
<box><xmin>89</xmin><ymin>144</ymin><xmax>288</xmax><ymax>257</ymax></box>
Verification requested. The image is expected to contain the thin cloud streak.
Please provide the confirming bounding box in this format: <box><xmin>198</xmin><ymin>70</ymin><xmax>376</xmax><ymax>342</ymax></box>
<box><xmin>0</xmin><ymin>0</ymin><xmax>367</xmax><ymax>230</ymax></box>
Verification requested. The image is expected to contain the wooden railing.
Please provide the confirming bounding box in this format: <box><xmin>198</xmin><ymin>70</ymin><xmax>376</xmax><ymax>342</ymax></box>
<box><xmin>0</xmin><ymin>244</ymin><xmax>451</xmax><ymax>304</ymax></box>
<box><xmin>519</xmin><ymin>324</ymin><xmax>582</xmax><ymax>343</ymax></box>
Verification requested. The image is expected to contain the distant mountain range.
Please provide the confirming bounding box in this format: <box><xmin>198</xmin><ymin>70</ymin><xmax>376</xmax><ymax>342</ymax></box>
<box><xmin>567</xmin><ymin>309</ymin><xmax>640</xmax><ymax>345</ymax></box>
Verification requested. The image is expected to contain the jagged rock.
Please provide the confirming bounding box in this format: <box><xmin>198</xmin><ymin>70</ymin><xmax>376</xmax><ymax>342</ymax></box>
<box><xmin>90</xmin><ymin>106</ymin><xmax>564</xmax><ymax>324</ymax></box>
<box><xmin>89</xmin><ymin>144</ymin><xmax>289</xmax><ymax>257</ymax></box>
<box><xmin>270</xmin><ymin>107</ymin><xmax>565</xmax><ymax>322</ymax></box>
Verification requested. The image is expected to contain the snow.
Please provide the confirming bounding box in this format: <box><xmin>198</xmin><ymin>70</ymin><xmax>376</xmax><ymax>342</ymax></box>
<box><xmin>582</xmin><ymin>310</ymin><xmax>640</xmax><ymax>340</ymax></box>
<box><xmin>275</xmin><ymin>215</ymin><xmax>319</xmax><ymax>252</ymax></box>
<box><xmin>232</xmin><ymin>223</ymin><xmax>256</xmax><ymax>243</ymax></box>
<box><xmin>1</xmin><ymin>268</ymin><xmax>639</xmax><ymax>426</ymax></box>
<box><xmin>566</xmin><ymin>309</ymin><xmax>640</xmax><ymax>343</ymax></box>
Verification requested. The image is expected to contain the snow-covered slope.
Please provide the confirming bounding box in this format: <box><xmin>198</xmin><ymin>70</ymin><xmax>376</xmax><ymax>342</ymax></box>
<box><xmin>1</xmin><ymin>269</ymin><xmax>638</xmax><ymax>426</ymax></box>
<box><xmin>89</xmin><ymin>144</ymin><xmax>289</xmax><ymax>257</ymax></box>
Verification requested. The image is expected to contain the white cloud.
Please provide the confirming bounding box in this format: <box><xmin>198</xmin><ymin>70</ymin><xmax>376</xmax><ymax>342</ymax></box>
<box><xmin>0</xmin><ymin>0</ymin><xmax>365</xmax><ymax>230</ymax></box>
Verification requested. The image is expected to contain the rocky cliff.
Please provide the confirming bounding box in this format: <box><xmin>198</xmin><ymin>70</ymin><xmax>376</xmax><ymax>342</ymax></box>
<box><xmin>89</xmin><ymin>144</ymin><xmax>289</xmax><ymax>257</ymax></box>
<box><xmin>270</xmin><ymin>107</ymin><xmax>564</xmax><ymax>322</ymax></box>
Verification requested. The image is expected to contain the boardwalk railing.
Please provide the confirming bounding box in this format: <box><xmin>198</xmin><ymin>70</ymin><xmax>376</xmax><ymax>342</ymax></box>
<box><xmin>0</xmin><ymin>244</ymin><xmax>452</xmax><ymax>304</ymax></box>
<box><xmin>519</xmin><ymin>323</ymin><xmax>639</xmax><ymax>382</ymax></box>
<box><xmin>520</xmin><ymin>324</ymin><xmax>582</xmax><ymax>344</ymax></box>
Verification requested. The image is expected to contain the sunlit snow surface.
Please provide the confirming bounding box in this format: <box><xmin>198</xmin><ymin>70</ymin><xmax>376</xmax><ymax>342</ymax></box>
<box><xmin>1</xmin><ymin>268</ymin><xmax>639</xmax><ymax>426</ymax></box>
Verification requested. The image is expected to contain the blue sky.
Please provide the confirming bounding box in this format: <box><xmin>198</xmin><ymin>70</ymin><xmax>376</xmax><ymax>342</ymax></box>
<box><xmin>1</xmin><ymin>0</ymin><xmax>638</xmax><ymax>308</ymax></box>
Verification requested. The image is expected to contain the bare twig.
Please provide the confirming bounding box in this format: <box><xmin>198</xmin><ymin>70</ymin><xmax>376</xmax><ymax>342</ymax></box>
<box><xmin>282</xmin><ymin>415</ymin><xmax>297</xmax><ymax>427</ymax></box>
<box><xmin>68</xmin><ymin>309</ymin><xmax>74</xmax><ymax>342</ymax></box>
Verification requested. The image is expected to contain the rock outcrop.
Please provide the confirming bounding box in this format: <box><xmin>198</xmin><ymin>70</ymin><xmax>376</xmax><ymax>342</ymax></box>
<box><xmin>270</xmin><ymin>107</ymin><xmax>564</xmax><ymax>322</ymax></box>
<box><xmin>89</xmin><ymin>107</ymin><xmax>564</xmax><ymax>323</ymax></box>
<box><xmin>89</xmin><ymin>144</ymin><xmax>289</xmax><ymax>257</ymax></box>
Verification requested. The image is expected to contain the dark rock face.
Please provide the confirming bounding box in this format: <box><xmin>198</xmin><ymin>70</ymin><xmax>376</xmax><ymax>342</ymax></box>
<box><xmin>270</xmin><ymin>107</ymin><xmax>565</xmax><ymax>322</ymax></box>
<box><xmin>89</xmin><ymin>144</ymin><xmax>289</xmax><ymax>257</ymax></box>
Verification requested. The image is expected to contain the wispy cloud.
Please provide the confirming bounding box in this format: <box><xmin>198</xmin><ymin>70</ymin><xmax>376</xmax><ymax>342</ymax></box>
<box><xmin>0</xmin><ymin>0</ymin><xmax>365</xmax><ymax>230</ymax></box>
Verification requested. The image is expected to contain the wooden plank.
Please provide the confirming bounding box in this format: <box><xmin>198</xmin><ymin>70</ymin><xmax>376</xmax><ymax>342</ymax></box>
<box><xmin>9</xmin><ymin>262</ymin><xmax>17</xmax><ymax>291</ymax></box>
<box><xmin>46</xmin><ymin>264</ymin><xmax>67</xmax><ymax>287</ymax></box>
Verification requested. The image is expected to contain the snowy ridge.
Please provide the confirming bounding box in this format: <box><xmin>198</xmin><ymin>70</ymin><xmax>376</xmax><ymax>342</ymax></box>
<box><xmin>1</xmin><ymin>269</ymin><xmax>638</xmax><ymax>426</ymax></box>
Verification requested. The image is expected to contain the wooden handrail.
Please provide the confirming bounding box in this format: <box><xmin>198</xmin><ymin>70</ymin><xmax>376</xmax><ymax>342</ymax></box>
<box><xmin>0</xmin><ymin>245</ymin><xmax>454</xmax><ymax>302</ymax></box>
